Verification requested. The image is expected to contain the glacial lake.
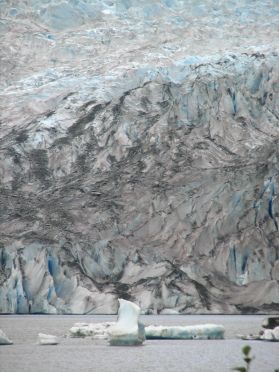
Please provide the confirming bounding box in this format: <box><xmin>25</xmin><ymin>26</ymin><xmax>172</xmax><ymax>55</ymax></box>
<box><xmin>0</xmin><ymin>315</ymin><xmax>278</xmax><ymax>372</ymax></box>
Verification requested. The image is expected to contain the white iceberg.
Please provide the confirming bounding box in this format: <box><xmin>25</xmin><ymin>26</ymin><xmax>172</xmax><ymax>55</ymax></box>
<box><xmin>108</xmin><ymin>299</ymin><xmax>145</xmax><ymax>346</ymax></box>
<box><xmin>145</xmin><ymin>324</ymin><xmax>225</xmax><ymax>340</ymax></box>
<box><xmin>38</xmin><ymin>333</ymin><xmax>59</xmax><ymax>345</ymax></box>
<box><xmin>261</xmin><ymin>329</ymin><xmax>274</xmax><ymax>341</ymax></box>
<box><xmin>0</xmin><ymin>329</ymin><xmax>13</xmax><ymax>345</ymax></box>
<box><xmin>69</xmin><ymin>322</ymin><xmax>115</xmax><ymax>339</ymax></box>
<box><xmin>260</xmin><ymin>327</ymin><xmax>279</xmax><ymax>341</ymax></box>
<box><xmin>238</xmin><ymin>325</ymin><xmax>279</xmax><ymax>341</ymax></box>
<box><xmin>273</xmin><ymin>326</ymin><xmax>279</xmax><ymax>340</ymax></box>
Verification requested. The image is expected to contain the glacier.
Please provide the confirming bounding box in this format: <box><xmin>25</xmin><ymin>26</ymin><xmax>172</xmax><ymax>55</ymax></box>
<box><xmin>0</xmin><ymin>1</ymin><xmax>279</xmax><ymax>314</ymax></box>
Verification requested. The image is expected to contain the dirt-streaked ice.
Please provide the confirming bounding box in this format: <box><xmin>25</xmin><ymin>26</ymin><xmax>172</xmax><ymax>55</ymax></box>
<box><xmin>0</xmin><ymin>1</ymin><xmax>279</xmax><ymax>315</ymax></box>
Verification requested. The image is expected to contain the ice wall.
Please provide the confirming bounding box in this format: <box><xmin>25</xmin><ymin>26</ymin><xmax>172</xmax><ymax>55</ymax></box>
<box><xmin>0</xmin><ymin>1</ymin><xmax>279</xmax><ymax>314</ymax></box>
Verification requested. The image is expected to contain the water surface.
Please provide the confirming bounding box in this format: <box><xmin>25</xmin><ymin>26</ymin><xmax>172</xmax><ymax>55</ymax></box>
<box><xmin>0</xmin><ymin>315</ymin><xmax>278</xmax><ymax>372</ymax></box>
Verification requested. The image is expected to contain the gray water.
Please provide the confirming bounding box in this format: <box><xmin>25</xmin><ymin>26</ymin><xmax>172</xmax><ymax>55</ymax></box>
<box><xmin>0</xmin><ymin>315</ymin><xmax>278</xmax><ymax>372</ymax></box>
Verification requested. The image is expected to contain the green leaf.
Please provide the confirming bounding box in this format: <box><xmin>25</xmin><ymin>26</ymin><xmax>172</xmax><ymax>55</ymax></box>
<box><xmin>233</xmin><ymin>367</ymin><xmax>246</xmax><ymax>372</ymax></box>
<box><xmin>242</xmin><ymin>345</ymin><xmax>251</xmax><ymax>356</ymax></box>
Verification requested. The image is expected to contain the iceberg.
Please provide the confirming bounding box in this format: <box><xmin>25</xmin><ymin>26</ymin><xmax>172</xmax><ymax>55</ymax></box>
<box><xmin>38</xmin><ymin>333</ymin><xmax>59</xmax><ymax>345</ymax></box>
<box><xmin>69</xmin><ymin>322</ymin><xmax>115</xmax><ymax>339</ymax></box>
<box><xmin>108</xmin><ymin>299</ymin><xmax>145</xmax><ymax>346</ymax></box>
<box><xmin>273</xmin><ymin>327</ymin><xmax>279</xmax><ymax>340</ymax></box>
<box><xmin>261</xmin><ymin>329</ymin><xmax>274</xmax><ymax>341</ymax></box>
<box><xmin>260</xmin><ymin>327</ymin><xmax>279</xmax><ymax>341</ymax></box>
<box><xmin>239</xmin><ymin>321</ymin><xmax>279</xmax><ymax>341</ymax></box>
<box><xmin>69</xmin><ymin>319</ymin><xmax>225</xmax><ymax>342</ymax></box>
<box><xmin>0</xmin><ymin>329</ymin><xmax>13</xmax><ymax>345</ymax></box>
<box><xmin>145</xmin><ymin>324</ymin><xmax>225</xmax><ymax>340</ymax></box>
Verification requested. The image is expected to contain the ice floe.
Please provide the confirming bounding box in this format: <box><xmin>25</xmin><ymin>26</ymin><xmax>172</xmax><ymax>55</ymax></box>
<box><xmin>69</xmin><ymin>322</ymin><xmax>115</xmax><ymax>339</ymax></box>
<box><xmin>0</xmin><ymin>329</ymin><xmax>13</xmax><ymax>345</ymax></box>
<box><xmin>145</xmin><ymin>324</ymin><xmax>225</xmax><ymax>340</ymax></box>
<box><xmin>38</xmin><ymin>333</ymin><xmax>59</xmax><ymax>345</ymax></box>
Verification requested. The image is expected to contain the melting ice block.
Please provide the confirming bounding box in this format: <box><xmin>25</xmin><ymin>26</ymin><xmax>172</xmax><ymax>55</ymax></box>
<box><xmin>0</xmin><ymin>329</ymin><xmax>13</xmax><ymax>345</ymax></box>
<box><xmin>145</xmin><ymin>324</ymin><xmax>225</xmax><ymax>340</ymax></box>
<box><xmin>38</xmin><ymin>333</ymin><xmax>59</xmax><ymax>345</ymax></box>
<box><xmin>108</xmin><ymin>299</ymin><xmax>145</xmax><ymax>346</ymax></box>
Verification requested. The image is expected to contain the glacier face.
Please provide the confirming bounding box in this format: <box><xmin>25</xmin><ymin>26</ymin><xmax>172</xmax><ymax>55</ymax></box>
<box><xmin>0</xmin><ymin>1</ymin><xmax>279</xmax><ymax>314</ymax></box>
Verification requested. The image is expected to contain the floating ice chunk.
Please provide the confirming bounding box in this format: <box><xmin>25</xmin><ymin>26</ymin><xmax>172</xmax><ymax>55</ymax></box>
<box><xmin>259</xmin><ymin>327</ymin><xmax>279</xmax><ymax>341</ymax></box>
<box><xmin>108</xmin><ymin>299</ymin><xmax>145</xmax><ymax>346</ymax></box>
<box><xmin>0</xmin><ymin>329</ymin><xmax>13</xmax><ymax>345</ymax></box>
<box><xmin>69</xmin><ymin>322</ymin><xmax>115</xmax><ymax>339</ymax></box>
<box><xmin>273</xmin><ymin>327</ymin><xmax>279</xmax><ymax>340</ymax></box>
<box><xmin>261</xmin><ymin>329</ymin><xmax>275</xmax><ymax>341</ymax></box>
<box><xmin>159</xmin><ymin>308</ymin><xmax>180</xmax><ymax>315</ymax></box>
<box><xmin>238</xmin><ymin>326</ymin><xmax>279</xmax><ymax>342</ymax></box>
<box><xmin>238</xmin><ymin>333</ymin><xmax>260</xmax><ymax>341</ymax></box>
<box><xmin>145</xmin><ymin>324</ymin><xmax>225</xmax><ymax>340</ymax></box>
<box><xmin>38</xmin><ymin>333</ymin><xmax>59</xmax><ymax>345</ymax></box>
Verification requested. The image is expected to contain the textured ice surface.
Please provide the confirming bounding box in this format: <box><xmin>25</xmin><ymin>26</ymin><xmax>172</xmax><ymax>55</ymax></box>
<box><xmin>109</xmin><ymin>299</ymin><xmax>145</xmax><ymax>346</ymax></box>
<box><xmin>145</xmin><ymin>324</ymin><xmax>225</xmax><ymax>339</ymax></box>
<box><xmin>69</xmin><ymin>322</ymin><xmax>114</xmax><ymax>339</ymax></box>
<box><xmin>0</xmin><ymin>1</ymin><xmax>279</xmax><ymax>314</ymax></box>
<box><xmin>69</xmin><ymin>321</ymin><xmax>225</xmax><ymax>340</ymax></box>
<box><xmin>1</xmin><ymin>0</ymin><xmax>279</xmax><ymax>87</ymax></box>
